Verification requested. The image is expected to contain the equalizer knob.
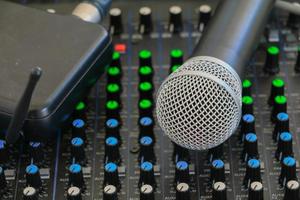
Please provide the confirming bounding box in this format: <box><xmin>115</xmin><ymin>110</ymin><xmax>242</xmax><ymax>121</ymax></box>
<box><xmin>104</xmin><ymin>137</ymin><xmax>121</xmax><ymax>164</ymax></box>
<box><xmin>242</xmin><ymin>79</ymin><xmax>252</xmax><ymax>97</ymax></box>
<box><xmin>197</xmin><ymin>5</ymin><xmax>212</xmax><ymax>31</ymax></box>
<box><xmin>74</xmin><ymin>101</ymin><xmax>87</xmax><ymax>120</ymax></box>
<box><xmin>139</xmin><ymin>136</ymin><xmax>156</xmax><ymax>164</ymax></box>
<box><xmin>173</xmin><ymin>143</ymin><xmax>190</xmax><ymax>163</ymax></box>
<box><xmin>68</xmin><ymin>164</ymin><xmax>84</xmax><ymax>188</ymax></box>
<box><xmin>139</xmin><ymin>161</ymin><xmax>156</xmax><ymax>187</ymax></box>
<box><xmin>104</xmin><ymin>162</ymin><xmax>120</xmax><ymax>190</ymax></box>
<box><xmin>207</xmin><ymin>144</ymin><xmax>224</xmax><ymax>162</ymax></box>
<box><xmin>72</xmin><ymin>119</ymin><xmax>86</xmax><ymax>140</ymax></box>
<box><xmin>242</xmin><ymin>96</ymin><xmax>254</xmax><ymax>115</ymax></box>
<box><xmin>0</xmin><ymin>166</ymin><xmax>7</xmax><ymax>189</ymax></box>
<box><xmin>284</xmin><ymin>180</ymin><xmax>300</xmax><ymax>200</ymax></box>
<box><xmin>111</xmin><ymin>52</ymin><xmax>122</xmax><ymax>70</ymax></box>
<box><xmin>275</xmin><ymin>132</ymin><xmax>293</xmax><ymax>161</ymax></box>
<box><xmin>25</xmin><ymin>164</ymin><xmax>42</xmax><ymax>189</ymax></box>
<box><xmin>212</xmin><ymin>182</ymin><xmax>227</xmax><ymax>200</ymax></box>
<box><xmin>29</xmin><ymin>142</ymin><xmax>44</xmax><ymax>164</ymax></box>
<box><xmin>105</xmin><ymin>118</ymin><xmax>121</xmax><ymax>140</ymax></box>
<box><xmin>295</xmin><ymin>48</ymin><xmax>300</xmax><ymax>73</ymax></box>
<box><xmin>139</xmin><ymin>7</ymin><xmax>153</xmax><ymax>34</ymax></box>
<box><xmin>139</xmin><ymin>50</ymin><xmax>153</xmax><ymax>68</ymax></box>
<box><xmin>175</xmin><ymin>161</ymin><xmax>190</xmax><ymax>183</ymax></box>
<box><xmin>140</xmin><ymin>184</ymin><xmax>155</xmax><ymax>200</ymax></box>
<box><xmin>107</xmin><ymin>83</ymin><xmax>121</xmax><ymax>102</ymax></box>
<box><xmin>71</xmin><ymin>137</ymin><xmax>85</xmax><ymax>163</ymax></box>
<box><xmin>243</xmin><ymin>159</ymin><xmax>261</xmax><ymax>188</ymax></box>
<box><xmin>109</xmin><ymin>8</ymin><xmax>123</xmax><ymax>35</ymax></box>
<box><xmin>106</xmin><ymin>100</ymin><xmax>121</xmax><ymax>120</ymax></box>
<box><xmin>168</xmin><ymin>6</ymin><xmax>183</xmax><ymax>33</ymax></box>
<box><xmin>23</xmin><ymin>186</ymin><xmax>38</xmax><ymax>200</ymax></box>
<box><xmin>273</xmin><ymin>112</ymin><xmax>289</xmax><ymax>142</ymax></box>
<box><xmin>170</xmin><ymin>49</ymin><xmax>184</xmax><ymax>67</ymax></box>
<box><xmin>248</xmin><ymin>181</ymin><xmax>264</xmax><ymax>200</ymax></box>
<box><xmin>176</xmin><ymin>182</ymin><xmax>190</xmax><ymax>200</ymax></box>
<box><xmin>210</xmin><ymin>159</ymin><xmax>225</xmax><ymax>183</ymax></box>
<box><xmin>279</xmin><ymin>156</ymin><xmax>297</xmax><ymax>187</ymax></box>
<box><xmin>271</xmin><ymin>95</ymin><xmax>287</xmax><ymax>123</ymax></box>
<box><xmin>139</xmin><ymin>117</ymin><xmax>154</xmax><ymax>138</ymax></box>
<box><xmin>264</xmin><ymin>45</ymin><xmax>280</xmax><ymax>74</ymax></box>
<box><xmin>240</xmin><ymin>114</ymin><xmax>256</xmax><ymax>141</ymax></box>
<box><xmin>67</xmin><ymin>186</ymin><xmax>82</xmax><ymax>200</ymax></box>
<box><xmin>103</xmin><ymin>185</ymin><xmax>118</xmax><ymax>200</ymax></box>
<box><xmin>107</xmin><ymin>66</ymin><xmax>122</xmax><ymax>84</ymax></box>
<box><xmin>0</xmin><ymin>139</ymin><xmax>8</xmax><ymax>164</ymax></box>
<box><xmin>138</xmin><ymin>99</ymin><xmax>153</xmax><ymax>118</ymax></box>
<box><xmin>268</xmin><ymin>78</ymin><xmax>285</xmax><ymax>106</ymax></box>
<box><xmin>242</xmin><ymin>133</ymin><xmax>259</xmax><ymax>162</ymax></box>
<box><xmin>139</xmin><ymin>82</ymin><xmax>154</xmax><ymax>100</ymax></box>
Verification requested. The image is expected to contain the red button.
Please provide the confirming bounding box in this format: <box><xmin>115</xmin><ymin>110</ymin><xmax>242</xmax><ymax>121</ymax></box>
<box><xmin>114</xmin><ymin>44</ymin><xmax>126</xmax><ymax>54</ymax></box>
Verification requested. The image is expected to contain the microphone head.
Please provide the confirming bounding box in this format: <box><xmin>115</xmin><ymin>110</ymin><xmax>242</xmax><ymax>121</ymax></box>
<box><xmin>156</xmin><ymin>56</ymin><xmax>242</xmax><ymax>150</ymax></box>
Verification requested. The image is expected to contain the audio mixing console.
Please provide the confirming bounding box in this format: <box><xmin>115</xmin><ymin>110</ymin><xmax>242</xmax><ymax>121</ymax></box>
<box><xmin>2</xmin><ymin>0</ymin><xmax>300</xmax><ymax>199</ymax></box>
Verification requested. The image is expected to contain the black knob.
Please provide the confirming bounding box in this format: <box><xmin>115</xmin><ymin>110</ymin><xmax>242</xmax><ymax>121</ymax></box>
<box><xmin>73</xmin><ymin>101</ymin><xmax>87</xmax><ymax>120</ymax></box>
<box><xmin>242</xmin><ymin>79</ymin><xmax>252</xmax><ymax>97</ymax></box>
<box><xmin>72</xmin><ymin>119</ymin><xmax>86</xmax><ymax>140</ymax></box>
<box><xmin>173</xmin><ymin>143</ymin><xmax>190</xmax><ymax>163</ymax></box>
<box><xmin>268</xmin><ymin>78</ymin><xmax>285</xmax><ymax>106</ymax></box>
<box><xmin>105</xmin><ymin>137</ymin><xmax>121</xmax><ymax>164</ymax></box>
<box><xmin>212</xmin><ymin>182</ymin><xmax>227</xmax><ymax>200</ymax></box>
<box><xmin>176</xmin><ymin>182</ymin><xmax>190</xmax><ymax>200</ymax></box>
<box><xmin>139</xmin><ymin>161</ymin><xmax>156</xmax><ymax>187</ymax></box>
<box><xmin>28</xmin><ymin>142</ymin><xmax>44</xmax><ymax>164</ymax></box>
<box><xmin>138</xmin><ymin>99</ymin><xmax>153</xmax><ymax>118</ymax></box>
<box><xmin>111</xmin><ymin>52</ymin><xmax>122</xmax><ymax>69</ymax></box>
<box><xmin>240</xmin><ymin>114</ymin><xmax>256</xmax><ymax>142</ymax></box>
<box><xmin>248</xmin><ymin>181</ymin><xmax>264</xmax><ymax>200</ymax></box>
<box><xmin>242</xmin><ymin>133</ymin><xmax>259</xmax><ymax>162</ymax></box>
<box><xmin>207</xmin><ymin>144</ymin><xmax>223</xmax><ymax>163</ymax></box>
<box><xmin>210</xmin><ymin>159</ymin><xmax>225</xmax><ymax>183</ymax></box>
<box><xmin>25</xmin><ymin>164</ymin><xmax>42</xmax><ymax>189</ymax></box>
<box><xmin>139</xmin><ymin>50</ymin><xmax>153</xmax><ymax>68</ymax></box>
<box><xmin>279</xmin><ymin>156</ymin><xmax>297</xmax><ymax>187</ymax></box>
<box><xmin>139</xmin><ymin>82</ymin><xmax>154</xmax><ymax>101</ymax></box>
<box><xmin>295</xmin><ymin>48</ymin><xmax>300</xmax><ymax>73</ymax></box>
<box><xmin>68</xmin><ymin>163</ymin><xmax>84</xmax><ymax>188</ymax></box>
<box><xmin>264</xmin><ymin>45</ymin><xmax>280</xmax><ymax>74</ymax></box>
<box><xmin>242</xmin><ymin>96</ymin><xmax>254</xmax><ymax>115</ymax></box>
<box><xmin>103</xmin><ymin>185</ymin><xmax>118</xmax><ymax>200</ymax></box>
<box><xmin>169</xmin><ymin>6</ymin><xmax>183</xmax><ymax>33</ymax></box>
<box><xmin>273</xmin><ymin>112</ymin><xmax>289</xmax><ymax>142</ymax></box>
<box><xmin>0</xmin><ymin>166</ymin><xmax>6</xmax><ymax>190</ymax></box>
<box><xmin>139</xmin><ymin>136</ymin><xmax>156</xmax><ymax>164</ymax></box>
<box><xmin>105</xmin><ymin>118</ymin><xmax>121</xmax><ymax>141</ymax></box>
<box><xmin>284</xmin><ymin>180</ymin><xmax>300</xmax><ymax>200</ymax></box>
<box><xmin>140</xmin><ymin>184</ymin><xmax>155</xmax><ymax>200</ymax></box>
<box><xmin>23</xmin><ymin>186</ymin><xmax>38</xmax><ymax>200</ymax></box>
<box><xmin>197</xmin><ymin>4</ymin><xmax>212</xmax><ymax>31</ymax></box>
<box><xmin>139</xmin><ymin>7</ymin><xmax>153</xmax><ymax>34</ymax></box>
<box><xmin>0</xmin><ymin>139</ymin><xmax>8</xmax><ymax>164</ymax></box>
<box><xmin>104</xmin><ymin>162</ymin><xmax>120</xmax><ymax>190</ymax></box>
<box><xmin>107</xmin><ymin>66</ymin><xmax>122</xmax><ymax>85</ymax></box>
<box><xmin>109</xmin><ymin>8</ymin><xmax>123</xmax><ymax>35</ymax></box>
<box><xmin>71</xmin><ymin>137</ymin><xmax>85</xmax><ymax>163</ymax></box>
<box><xmin>175</xmin><ymin>161</ymin><xmax>190</xmax><ymax>184</ymax></box>
<box><xmin>276</xmin><ymin>132</ymin><xmax>293</xmax><ymax>161</ymax></box>
<box><xmin>243</xmin><ymin>159</ymin><xmax>261</xmax><ymax>188</ymax></box>
<box><xmin>106</xmin><ymin>100</ymin><xmax>121</xmax><ymax>120</ymax></box>
<box><xmin>138</xmin><ymin>117</ymin><xmax>155</xmax><ymax>139</ymax></box>
<box><xmin>170</xmin><ymin>49</ymin><xmax>184</xmax><ymax>70</ymax></box>
<box><xmin>107</xmin><ymin>83</ymin><xmax>122</xmax><ymax>103</ymax></box>
<box><xmin>271</xmin><ymin>95</ymin><xmax>287</xmax><ymax>123</ymax></box>
<box><xmin>67</xmin><ymin>186</ymin><xmax>82</xmax><ymax>200</ymax></box>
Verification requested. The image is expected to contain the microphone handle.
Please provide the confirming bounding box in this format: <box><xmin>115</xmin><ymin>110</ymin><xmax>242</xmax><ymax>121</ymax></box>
<box><xmin>193</xmin><ymin>0</ymin><xmax>275</xmax><ymax>77</ymax></box>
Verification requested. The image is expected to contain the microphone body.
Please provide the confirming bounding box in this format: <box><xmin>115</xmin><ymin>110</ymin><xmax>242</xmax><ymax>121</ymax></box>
<box><xmin>156</xmin><ymin>0</ymin><xmax>275</xmax><ymax>151</ymax></box>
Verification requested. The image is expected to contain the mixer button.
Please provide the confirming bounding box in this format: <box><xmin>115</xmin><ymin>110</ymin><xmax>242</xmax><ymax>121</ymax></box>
<box><xmin>138</xmin><ymin>117</ymin><xmax>154</xmax><ymax>138</ymax></box>
<box><xmin>248</xmin><ymin>181</ymin><xmax>263</xmax><ymax>200</ymax></box>
<box><xmin>175</xmin><ymin>161</ymin><xmax>190</xmax><ymax>184</ymax></box>
<box><xmin>68</xmin><ymin>163</ymin><xmax>84</xmax><ymax>188</ymax></box>
<box><xmin>71</xmin><ymin>137</ymin><xmax>85</xmax><ymax>163</ymax></box>
<box><xmin>73</xmin><ymin>101</ymin><xmax>87</xmax><ymax>120</ymax></box>
<box><xmin>264</xmin><ymin>45</ymin><xmax>280</xmax><ymax>74</ymax></box>
<box><xmin>72</xmin><ymin>119</ymin><xmax>86</xmax><ymax>140</ymax></box>
<box><xmin>212</xmin><ymin>182</ymin><xmax>227</xmax><ymax>200</ymax></box>
<box><xmin>140</xmin><ymin>184</ymin><xmax>155</xmax><ymax>200</ymax></box>
<box><xmin>197</xmin><ymin>5</ymin><xmax>212</xmax><ymax>31</ymax></box>
<box><xmin>106</xmin><ymin>100</ymin><xmax>121</xmax><ymax>120</ymax></box>
<box><xmin>276</xmin><ymin>132</ymin><xmax>293</xmax><ymax>161</ymax></box>
<box><xmin>268</xmin><ymin>78</ymin><xmax>285</xmax><ymax>106</ymax></box>
<box><xmin>104</xmin><ymin>162</ymin><xmax>120</xmax><ymax>190</ymax></box>
<box><xmin>170</xmin><ymin>49</ymin><xmax>184</xmax><ymax>68</ymax></box>
<box><xmin>176</xmin><ymin>182</ymin><xmax>190</xmax><ymax>200</ymax></box>
<box><xmin>207</xmin><ymin>144</ymin><xmax>223</xmax><ymax>162</ymax></box>
<box><xmin>139</xmin><ymin>66</ymin><xmax>154</xmax><ymax>83</ymax></box>
<box><xmin>210</xmin><ymin>159</ymin><xmax>225</xmax><ymax>183</ymax></box>
<box><xmin>138</xmin><ymin>99</ymin><xmax>153</xmax><ymax>118</ymax></box>
<box><xmin>284</xmin><ymin>180</ymin><xmax>300</xmax><ymax>200</ymax></box>
<box><xmin>243</xmin><ymin>159</ymin><xmax>261</xmax><ymax>188</ymax></box>
<box><xmin>105</xmin><ymin>118</ymin><xmax>121</xmax><ymax>140</ymax></box>
<box><xmin>271</xmin><ymin>95</ymin><xmax>287</xmax><ymax>123</ymax></box>
<box><xmin>109</xmin><ymin>8</ymin><xmax>123</xmax><ymax>35</ymax></box>
<box><xmin>105</xmin><ymin>137</ymin><xmax>121</xmax><ymax>164</ymax></box>
<box><xmin>111</xmin><ymin>51</ymin><xmax>122</xmax><ymax>69</ymax></box>
<box><xmin>0</xmin><ymin>140</ymin><xmax>8</xmax><ymax>164</ymax></box>
<box><xmin>168</xmin><ymin>6</ymin><xmax>183</xmax><ymax>33</ymax></box>
<box><xmin>279</xmin><ymin>156</ymin><xmax>297</xmax><ymax>187</ymax></box>
<box><xmin>107</xmin><ymin>66</ymin><xmax>122</xmax><ymax>84</ymax></box>
<box><xmin>103</xmin><ymin>185</ymin><xmax>118</xmax><ymax>200</ymax></box>
<box><xmin>67</xmin><ymin>186</ymin><xmax>82</xmax><ymax>200</ymax></box>
<box><xmin>173</xmin><ymin>143</ymin><xmax>190</xmax><ymax>163</ymax></box>
<box><xmin>273</xmin><ymin>112</ymin><xmax>289</xmax><ymax>142</ymax></box>
<box><xmin>139</xmin><ymin>7</ymin><xmax>153</xmax><ymax>34</ymax></box>
<box><xmin>106</xmin><ymin>83</ymin><xmax>121</xmax><ymax>102</ymax></box>
<box><xmin>242</xmin><ymin>133</ymin><xmax>259</xmax><ymax>162</ymax></box>
<box><xmin>295</xmin><ymin>47</ymin><xmax>300</xmax><ymax>73</ymax></box>
<box><xmin>139</xmin><ymin>50</ymin><xmax>153</xmax><ymax>68</ymax></box>
<box><xmin>139</xmin><ymin>82</ymin><xmax>154</xmax><ymax>101</ymax></box>
<box><xmin>242</xmin><ymin>96</ymin><xmax>254</xmax><ymax>115</ymax></box>
<box><xmin>139</xmin><ymin>161</ymin><xmax>156</xmax><ymax>187</ymax></box>
<box><xmin>242</xmin><ymin>79</ymin><xmax>252</xmax><ymax>97</ymax></box>
<box><xmin>240</xmin><ymin>114</ymin><xmax>256</xmax><ymax>142</ymax></box>
<box><xmin>0</xmin><ymin>166</ymin><xmax>6</xmax><ymax>190</ymax></box>
<box><xmin>139</xmin><ymin>136</ymin><xmax>156</xmax><ymax>164</ymax></box>
<box><xmin>29</xmin><ymin>142</ymin><xmax>44</xmax><ymax>164</ymax></box>
<box><xmin>23</xmin><ymin>186</ymin><xmax>38</xmax><ymax>200</ymax></box>
<box><xmin>25</xmin><ymin>164</ymin><xmax>42</xmax><ymax>189</ymax></box>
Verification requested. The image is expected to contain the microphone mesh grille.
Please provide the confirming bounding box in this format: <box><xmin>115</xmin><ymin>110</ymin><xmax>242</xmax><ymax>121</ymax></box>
<box><xmin>156</xmin><ymin>56</ymin><xmax>242</xmax><ymax>150</ymax></box>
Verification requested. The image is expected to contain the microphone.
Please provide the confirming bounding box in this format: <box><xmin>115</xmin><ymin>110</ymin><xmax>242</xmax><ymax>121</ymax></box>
<box><xmin>156</xmin><ymin>0</ymin><xmax>275</xmax><ymax>151</ymax></box>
